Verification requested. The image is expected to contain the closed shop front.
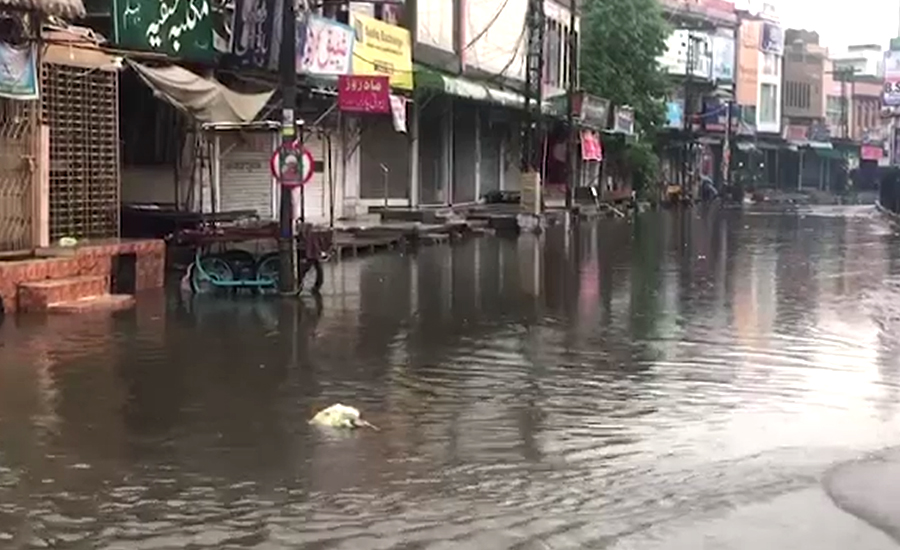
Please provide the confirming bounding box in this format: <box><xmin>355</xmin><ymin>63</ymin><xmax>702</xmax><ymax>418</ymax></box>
<box><xmin>217</xmin><ymin>131</ymin><xmax>277</xmax><ymax>219</ymax></box>
<box><xmin>419</xmin><ymin>96</ymin><xmax>450</xmax><ymax>205</ymax></box>
<box><xmin>452</xmin><ymin>100</ymin><xmax>478</xmax><ymax>204</ymax></box>
<box><xmin>359</xmin><ymin>117</ymin><xmax>410</xmax><ymax>204</ymax></box>
<box><xmin>479</xmin><ymin>111</ymin><xmax>503</xmax><ymax>197</ymax></box>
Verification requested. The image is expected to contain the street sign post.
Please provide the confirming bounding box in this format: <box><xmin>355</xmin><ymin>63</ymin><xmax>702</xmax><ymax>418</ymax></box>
<box><xmin>271</xmin><ymin>141</ymin><xmax>315</xmax><ymax>187</ymax></box>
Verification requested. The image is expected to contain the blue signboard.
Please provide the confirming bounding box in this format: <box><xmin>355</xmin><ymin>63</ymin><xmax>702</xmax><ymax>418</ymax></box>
<box><xmin>666</xmin><ymin>101</ymin><xmax>684</xmax><ymax>129</ymax></box>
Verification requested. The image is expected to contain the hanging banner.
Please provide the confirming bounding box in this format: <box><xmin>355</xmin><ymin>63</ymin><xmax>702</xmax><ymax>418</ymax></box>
<box><xmin>760</xmin><ymin>22</ymin><xmax>784</xmax><ymax>54</ymax></box>
<box><xmin>581</xmin><ymin>131</ymin><xmax>602</xmax><ymax>161</ymax></box>
<box><xmin>349</xmin><ymin>12</ymin><xmax>414</xmax><ymax>90</ymax></box>
<box><xmin>230</xmin><ymin>0</ymin><xmax>280</xmax><ymax>69</ymax></box>
<box><xmin>390</xmin><ymin>94</ymin><xmax>407</xmax><ymax>133</ymax></box>
<box><xmin>611</xmin><ymin>106</ymin><xmax>635</xmax><ymax>135</ymax></box>
<box><xmin>665</xmin><ymin>101</ymin><xmax>684</xmax><ymax>128</ymax></box>
<box><xmin>884</xmin><ymin>50</ymin><xmax>900</xmax><ymax>107</ymax></box>
<box><xmin>338</xmin><ymin>75</ymin><xmax>390</xmax><ymax>113</ymax></box>
<box><xmin>297</xmin><ymin>15</ymin><xmax>355</xmax><ymax>76</ymax></box>
<box><xmin>0</xmin><ymin>42</ymin><xmax>38</xmax><ymax>100</ymax></box>
<box><xmin>712</xmin><ymin>36</ymin><xmax>735</xmax><ymax>82</ymax></box>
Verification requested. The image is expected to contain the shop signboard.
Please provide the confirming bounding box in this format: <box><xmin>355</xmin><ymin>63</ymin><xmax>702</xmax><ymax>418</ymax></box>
<box><xmin>349</xmin><ymin>12</ymin><xmax>413</xmax><ymax>90</ymax></box>
<box><xmin>884</xmin><ymin>50</ymin><xmax>900</xmax><ymax>107</ymax></box>
<box><xmin>610</xmin><ymin>106</ymin><xmax>635</xmax><ymax>135</ymax></box>
<box><xmin>572</xmin><ymin>92</ymin><xmax>610</xmax><ymax>129</ymax></box>
<box><xmin>297</xmin><ymin>15</ymin><xmax>355</xmax><ymax>76</ymax></box>
<box><xmin>230</xmin><ymin>0</ymin><xmax>280</xmax><ymax>69</ymax></box>
<box><xmin>338</xmin><ymin>75</ymin><xmax>390</xmax><ymax>113</ymax></box>
<box><xmin>112</xmin><ymin>0</ymin><xmax>218</xmax><ymax>60</ymax></box>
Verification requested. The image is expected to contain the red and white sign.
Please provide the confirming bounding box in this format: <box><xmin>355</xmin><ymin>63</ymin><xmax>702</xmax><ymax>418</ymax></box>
<box><xmin>581</xmin><ymin>130</ymin><xmax>602</xmax><ymax>161</ymax></box>
<box><xmin>297</xmin><ymin>15</ymin><xmax>354</xmax><ymax>76</ymax></box>
<box><xmin>270</xmin><ymin>141</ymin><xmax>315</xmax><ymax>188</ymax></box>
<box><xmin>338</xmin><ymin>75</ymin><xmax>390</xmax><ymax>113</ymax></box>
<box><xmin>861</xmin><ymin>144</ymin><xmax>884</xmax><ymax>161</ymax></box>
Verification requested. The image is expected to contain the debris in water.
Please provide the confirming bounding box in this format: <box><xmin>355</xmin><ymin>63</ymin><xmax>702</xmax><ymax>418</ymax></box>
<box><xmin>309</xmin><ymin>404</ymin><xmax>378</xmax><ymax>430</ymax></box>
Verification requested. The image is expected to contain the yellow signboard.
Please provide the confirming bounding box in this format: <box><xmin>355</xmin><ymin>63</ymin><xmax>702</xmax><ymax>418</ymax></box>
<box><xmin>349</xmin><ymin>13</ymin><xmax>414</xmax><ymax>90</ymax></box>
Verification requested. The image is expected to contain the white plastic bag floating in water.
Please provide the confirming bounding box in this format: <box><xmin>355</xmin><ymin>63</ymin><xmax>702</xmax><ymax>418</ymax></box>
<box><xmin>309</xmin><ymin>403</ymin><xmax>378</xmax><ymax>430</ymax></box>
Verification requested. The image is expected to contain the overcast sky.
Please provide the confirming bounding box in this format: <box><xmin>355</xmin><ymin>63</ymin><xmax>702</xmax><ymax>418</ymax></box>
<box><xmin>777</xmin><ymin>0</ymin><xmax>898</xmax><ymax>50</ymax></box>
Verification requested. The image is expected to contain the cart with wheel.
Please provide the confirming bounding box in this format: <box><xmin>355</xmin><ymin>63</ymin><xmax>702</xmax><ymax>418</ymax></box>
<box><xmin>176</xmin><ymin>221</ymin><xmax>334</xmax><ymax>296</ymax></box>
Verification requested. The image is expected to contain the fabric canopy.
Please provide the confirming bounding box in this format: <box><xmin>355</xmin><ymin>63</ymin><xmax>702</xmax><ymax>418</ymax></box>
<box><xmin>0</xmin><ymin>0</ymin><xmax>84</xmax><ymax>19</ymax></box>
<box><xmin>129</xmin><ymin>61</ymin><xmax>274</xmax><ymax>125</ymax></box>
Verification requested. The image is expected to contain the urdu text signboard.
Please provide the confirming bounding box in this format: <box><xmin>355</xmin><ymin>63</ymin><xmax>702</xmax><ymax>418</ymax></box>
<box><xmin>297</xmin><ymin>15</ymin><xmax>355</xmax><ymax>76</ymax></box>
<box><xmin>338</xmin><ymin>75</ymin><xmax>390</xmax><ymax>113</ymax></box>
<box><xmin>113</xmin><ymin>0</ymin><xmax>217</xmax><ymax>60</ymax></box>
<box><xmin>230</xmin><ymin>0</ymin><xmax>280</xmax><ymax>69</ymax></box>
<box><xmin>348</xmin><ymin>12</ymin><xmax>413</xmax><ymax>90</ymax></box>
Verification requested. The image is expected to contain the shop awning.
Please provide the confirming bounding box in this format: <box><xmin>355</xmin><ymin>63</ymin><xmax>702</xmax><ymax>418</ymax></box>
<box><xmin>414</xmin><ymin>65</ymin><xmax>525</xmax><ymax>109</ymax></box>
<box><xmin>128</xmin><ymin>61</ymin><xmax>275</xmax><ymax>124</ymax></box>
<box><xmin>789</xmin><ymin>140</ymin><xmax>833</xmax><ymax>150</ymax></box>
<box><xmin>814</xmin><ymin>148</ymin><xmax>845</xmax><ymax>159</ymax></box>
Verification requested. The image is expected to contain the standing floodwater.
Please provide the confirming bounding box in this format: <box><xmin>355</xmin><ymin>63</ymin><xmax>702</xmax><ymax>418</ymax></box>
<box><xmin>2</xmin><ymin>206</ymin><xmax>900</xmax><ymax>548</ymax></box>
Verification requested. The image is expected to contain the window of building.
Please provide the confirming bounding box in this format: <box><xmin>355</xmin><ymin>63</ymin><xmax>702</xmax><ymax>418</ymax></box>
<box><xmin>759</xmin><ymin>83</ymin><xmax>778</xmax><ymax>123</ymax></box>
<box><xmin>543</xmin><ymin>17</ymin><xmax>577</xmax><ymax>89</ymax></box>
<box><xmin>544</xmin><ymin>19</ymin><xmax>561</xmax><ymax>86</ymax></box>
<box><xmin>763</xmin><ymin>52</ymin><xmax>779</xmax><ymax>76</ymax></box>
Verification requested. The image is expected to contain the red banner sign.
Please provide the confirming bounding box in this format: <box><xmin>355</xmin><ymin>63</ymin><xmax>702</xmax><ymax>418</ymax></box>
<box><xmin>338</xmin><ymin>75</ymin><xmax>390</xmax><ymax>114</ymax></box>
<box><xmin>861</xmin><ymin>144</ymin><xmax>884</xmax><ymax>161</ymax></box>
<box><xmin>581</xmin><ymin>131</ymin><xmax>603</xmax><ymax>161</ymax></box>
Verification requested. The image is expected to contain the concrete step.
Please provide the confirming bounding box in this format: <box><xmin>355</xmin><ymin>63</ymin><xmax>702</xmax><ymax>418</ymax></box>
<box><xmin>49</xmin><ymin>294</ymin><xmax>135</xmax><ymax>314</ymax></box>
<box><xmin>17</xmin><ymin>275</ymin><xmax>108</xmax><ymax>312</ymax></box>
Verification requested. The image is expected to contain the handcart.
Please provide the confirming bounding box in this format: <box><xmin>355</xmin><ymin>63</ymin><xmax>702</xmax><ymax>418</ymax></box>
<box><xmin>174</xmin><ymin>221</ymin><xmax>334</xmax><ymax>296</ymax></box>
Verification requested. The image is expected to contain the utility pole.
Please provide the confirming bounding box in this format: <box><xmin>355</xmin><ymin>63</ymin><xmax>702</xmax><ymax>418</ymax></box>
<box><xmin>564</xmin><ymin>0</ymin><xmax>578</xmax><ymax>211</ymax></box>
<box><xmin>523</xmin><ymin>0</ymin><xmax>545</xmax><ymax>172</ymax></box>
<box><xmin>724</xmin><ymin>97</ymin><xmax>733</xmax><ymax>188</ymax></box>
<box><xmin>682</xmin><ymin>33</ymin><xmax>694</xmax><ymax>191</ymax></box>
<box><xmin>278</xmin><ymin>0</ymin><xmax>299</xmax><ymax>294</ymax></box>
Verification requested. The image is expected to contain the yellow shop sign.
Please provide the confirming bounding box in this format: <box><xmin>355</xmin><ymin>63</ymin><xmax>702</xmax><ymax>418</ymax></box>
<box><xmin>349</xmin><ymin>13</ymin><xmax>413</xmax><ymax>90</ymax></box>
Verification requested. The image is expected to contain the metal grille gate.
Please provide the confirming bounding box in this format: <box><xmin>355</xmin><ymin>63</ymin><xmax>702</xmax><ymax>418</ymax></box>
<box><xmin>0</xmin><ymin>98</ymin><xmax>36</xmax><ymax>253</ymax></box>
<box><xmin>42</xmin><ymin>63</ymin><xmax>120</xmax><ymax>241</ymax></box>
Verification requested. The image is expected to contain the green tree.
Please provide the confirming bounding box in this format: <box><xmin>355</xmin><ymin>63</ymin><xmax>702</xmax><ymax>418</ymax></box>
<box><xmin>580</xmin><ymin>0</ymin><xmax>670</xmax><ymax>192</ymax></box>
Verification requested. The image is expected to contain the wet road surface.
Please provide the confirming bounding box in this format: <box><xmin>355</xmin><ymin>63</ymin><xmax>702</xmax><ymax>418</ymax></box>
<box><xmin>2</xmin><ymin>206</ymin><xmax>900</xmax><ymax>548</ymax></box>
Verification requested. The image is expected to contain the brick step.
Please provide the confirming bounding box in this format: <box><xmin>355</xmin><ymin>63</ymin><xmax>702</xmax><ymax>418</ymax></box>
<box><xmin>48</xmin><ymin>294</ymin><xmax>135</xmax><ymax>314</ymax></box>
<box><xmin>18</xmin><ymin>275</ymin><xmax>108</xmax><ymax>312</ymax></box>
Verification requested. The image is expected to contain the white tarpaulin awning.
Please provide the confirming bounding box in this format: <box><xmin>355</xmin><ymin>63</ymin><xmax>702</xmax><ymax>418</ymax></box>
<box><xmin>128</xmin><ymin>61</ymin><xmax>274</xmax><ymax>125</ymax></box>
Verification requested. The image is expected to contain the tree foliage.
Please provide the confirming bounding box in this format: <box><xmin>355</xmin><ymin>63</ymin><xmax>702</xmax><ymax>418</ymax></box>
<box><xmin>580</xmin><ymin>0</ymin><xmax>670</xmax><ymax>192</ymax></box>
<box><xmin>580</xmin><ymin>0</ymin><xmax>670</xmax><ymax>132</ymax></box>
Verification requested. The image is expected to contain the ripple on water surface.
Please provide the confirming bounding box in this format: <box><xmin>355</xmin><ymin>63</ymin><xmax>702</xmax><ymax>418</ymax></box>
<box><xmin>1</xmin><ymin>208</ymin><xmax>900</xmax><ymax>548</ymax></box>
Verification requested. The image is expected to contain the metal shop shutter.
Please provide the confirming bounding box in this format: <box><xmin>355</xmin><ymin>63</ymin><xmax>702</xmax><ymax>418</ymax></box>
<box><xmin>218</xmin><ymin>132</ymin><xmax>275</xmax><ymax>220</ymax></box>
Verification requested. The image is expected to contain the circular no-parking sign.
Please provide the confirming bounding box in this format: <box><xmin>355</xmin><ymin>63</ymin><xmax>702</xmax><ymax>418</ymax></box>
<box><xmin>270</xmin><ymin>141</ymin><xmax>315</xmax><ymax>187</ymax></box>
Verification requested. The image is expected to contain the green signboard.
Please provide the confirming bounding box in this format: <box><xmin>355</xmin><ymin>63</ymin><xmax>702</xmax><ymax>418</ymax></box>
<box><xmin>112</xmin><ymin>0</ymin><xmax>216</xmax><ymax>61</ymax></box>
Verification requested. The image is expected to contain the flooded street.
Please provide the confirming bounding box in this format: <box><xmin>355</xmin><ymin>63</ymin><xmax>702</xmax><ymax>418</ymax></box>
<box><xmin>3</xmin><ymin>206</ymin><xmax>900</xmax><ymax>548</ymax></box>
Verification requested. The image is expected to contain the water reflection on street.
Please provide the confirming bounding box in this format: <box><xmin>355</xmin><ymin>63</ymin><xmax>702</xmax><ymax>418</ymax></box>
<box><xmin>2</xmin><ymin>206</ymin><xmax>900</xmax><ymax>548</ymax></box>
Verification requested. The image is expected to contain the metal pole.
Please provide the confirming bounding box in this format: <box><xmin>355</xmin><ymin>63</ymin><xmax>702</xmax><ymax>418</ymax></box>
<box><xmin>683</xmin><ymin>34</ymin><xmax>694</xmax><ymax>190</ymax></box>
<box><xmin>565</xmin><ymin>0</ymin><xmax>577</xmax><ymax>211</ymax></box>
<box><xmin>724</xmin><ymin>99</ymin><xmax>733</xmax><ymax>188</ymax></box>
<box><xmin>278</xmin><ymin>0</ymin><xmax>298</xmax><ymax>294</ymax></box>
